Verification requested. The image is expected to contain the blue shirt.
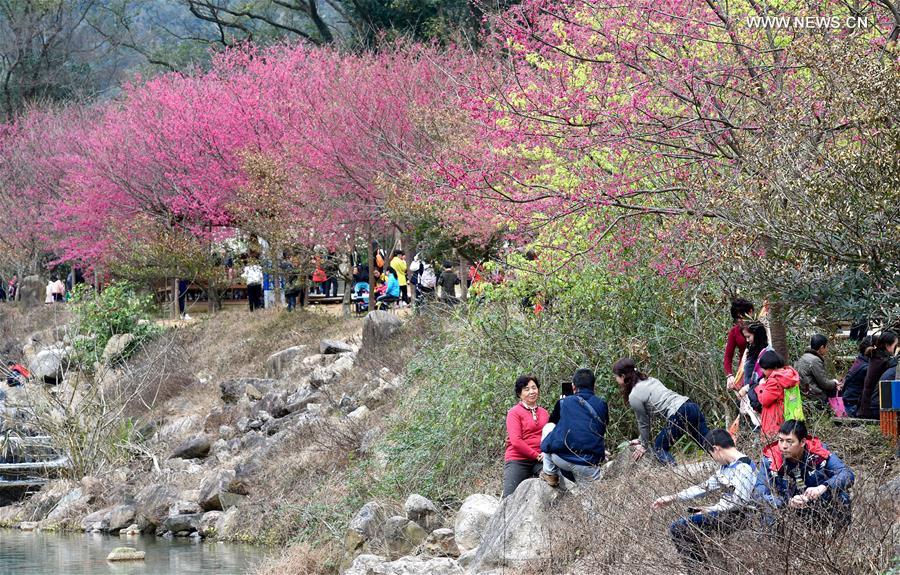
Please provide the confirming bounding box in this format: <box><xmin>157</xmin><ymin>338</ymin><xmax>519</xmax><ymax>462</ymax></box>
<box><xmin>385</xmin><ymin>275</ymin><xmax>400</xmax><ymax>298</ymax></box>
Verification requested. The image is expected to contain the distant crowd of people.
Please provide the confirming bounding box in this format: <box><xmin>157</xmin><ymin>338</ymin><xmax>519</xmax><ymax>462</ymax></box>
<box><xmin>501</xmin><ymin>297</ymin><xmax>897</xmax><ymax>567</ymax></box>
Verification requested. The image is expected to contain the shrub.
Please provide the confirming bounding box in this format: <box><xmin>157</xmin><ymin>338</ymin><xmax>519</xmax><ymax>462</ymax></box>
<box><xmin>68</xmin><ymin>281</ymin><xmax>158</xmax><ymax>368</ymax></box>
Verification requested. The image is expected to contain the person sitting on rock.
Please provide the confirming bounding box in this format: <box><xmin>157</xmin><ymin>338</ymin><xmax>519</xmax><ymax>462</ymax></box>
<box><xmin>755</xmin><ymin>419</ymin><xmax>854</xmax><ymax>529</ymax></box>
<box><xmin>794</xmin><ymin>334</ymin><xmax>841</xmax><ymax>404</ymax></box>
<box><xmin>502</xmin><ymin>375</ymin><xmax>550</xmax><ymax>497</ymax></box>
<box><xmin>375</xmin><ymin>268</ymin><xmax>400</xmax><ymax>310</ymax></box>
<box><xmin>652</xmin><ymin>428</ymin><xmax>757</xmax><ymax>566</ymax></box>
<box><xmin>539</xmin><ymin>368</ymin><xmax>608</xmax><ymax>485</ymax></box>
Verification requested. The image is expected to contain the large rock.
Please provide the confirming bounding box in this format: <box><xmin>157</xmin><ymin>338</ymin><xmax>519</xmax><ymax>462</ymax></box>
<box><xmin>454</xmin><ymin>494</ymin><xmax>499</xmax><ymax>553</ymax></box>
<box><xmin>170</xmin><ymin>435</ymin><xmax>211</xmax><ymax>460</ymax></box>
<box><xmin>344</xmin><ymin>554</ymin><xmax>463</xmax><ymax>575</ymax></box>
<box><xmin>163</xmin><ymin>513</ymin><xmax>200</xmax><ymax>533</ymax></box>
<box><xmin>199</xmin><ymin>511</ymin><xmax>223</xmax><ymax>537</ymax></box>
<box><xmin>81</xmin><ymin>507</ymin><xmax>113</xmax><ymax>532</ymax></box>
<box><xmin>345</xmin><ymin>501</ymin><xmax>386</xmax><ymax>554</ymax></box>
<box><xmin>107</xmin><ymin>504</ymin><xmax>136</xmax><ymax>533</ymax></box>
<box><xmin>361</xmin><ymin>311</ymin><xmax>403</xmax><ymax>354</ymax></box>
<box><xmin>383</xmin><ymin>516</ymin><xmax>428</xmax><ymax>558</ymax></box>
<box><xmin>319</xmin><ymin>339</ymin><xmax>354</xmax><ymax>355</ymax></box>
<box><xmin>198</xmin><ymin>469</ymin><xmax>237</xmax><ymax>511</ymax></box>
<box><xmin>404</xmin><ymin>494</ymin><xmax>440</xmax><ymax>532</ymax></box>
<box><xmin>29</xmin><ymin>346</ymin><xmax>69</xmax><ymax>384</ymax></box>
<box><xmin>220</xmin><ymin>378</ymin><xmax>276</xmax><ymax>404</ymax></box>
<box><xmin>134</xmin><ymin>484</ymin><xmax>179</xmax><ymax>527</ymax></box>
<box><xmin>472</xmin><ymin>479</ymin><xmax>562</xmax><ymax>570</ymax></box>
<box><xmin>16</xmin><ymin>275</ymin><xmax>43</xmax><ymax>308</ymax></box>
<box><xmin>101</xmin><ymin>333</ymin><xmax>135</xmax><ymax>363</ymax></box>
<box><xmin>214</xmin><ymin>507</ymin><xmax>242</xmax><ymax>539</ymax></box>
<box><xmin>46</xmin><ymin>487</ymin><xmax>85</xmax><ymax>523</ymax></box>
<box><xmin>265</xmin><ymin>346</ymin><xmax>308</xmax><ymax>378</ymax></box>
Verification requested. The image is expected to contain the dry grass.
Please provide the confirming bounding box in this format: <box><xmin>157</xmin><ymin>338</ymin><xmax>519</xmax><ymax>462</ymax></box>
<box><xmin>253</xmin><ymin>541</ymin><xmax>340</xmax><ymax>575</ymax></box>
<box><xmin>522</xmin><ymin>447</ymin><xmax>897</xmax><ymax>575</ymax></box>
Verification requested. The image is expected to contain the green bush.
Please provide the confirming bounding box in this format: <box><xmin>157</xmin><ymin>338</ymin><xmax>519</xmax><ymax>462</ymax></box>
<box><xmin>68</xmin><ymin>281</ymin><xmax>159</xmax><ymax>368</ymax></box>
<box><xmin>370</xmin><ymin>264</ymin><xmax>748</xmax><ymax>501</ymax></box>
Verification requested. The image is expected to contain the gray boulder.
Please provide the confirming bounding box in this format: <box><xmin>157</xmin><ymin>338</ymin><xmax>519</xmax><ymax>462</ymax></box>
<box><xmin>134</xmin><ymin>484</ymin><xmax>179</xmax><ymax>527</ymax></box>
<box><xmin>345</xmin><ymin>501</ymin><xmax>385</xmax><ymax>554</ymax></box>
<box><xmin>319</xmin><ymin>339</ymin><xmax>354</xmax><ymax>355</ymax></box>
<box><xmin>214</xmin><ymin>507</ymin><xmax>242</xmax><ymax>539</ymax></box>
<box><xmin>472</xmin><ymin>479</ymin><xmax>562</xmax><ymax>570</ymax></box>
<box><xmin>265</xmin><ymin>346</ymin><xmax>308</xmax><ymax>378</ymax></box>
<box><xmin>198</xmin><ymin>469</ymin><xmax>237</xmax><ymax>511</ymax></box>
<box><xmin>453</xmin><ymin>494</ymin><xmax>499</xmax><ymax>553</ymax></box>
<box><xmin>383</xmin><ymin>516</ymin><xmax>428</xmax><ymax>559</ymax></box>
<box><xmin>361</xmin><ymin>311</ymin><xmax>402</xmax><ymax>354</ymax></box>
<box><xmin>163</xmin><ymin>513</ymin><xmax>200</xmax><ymax>533</ymax></box>
<box><xmin>404</xmin><ymin>494</ymin><xmax>440</xmax><ymax>532</ymax></box>
<box><xmin>344</xmin><ymin>554</ymin><xmax>463</xmax><ymax>575</ymax></box>
<box><xmin>309</xmin><ymin>354</ymin><xmax>354</xmax><ymax>388</ymax></box>
<box><xmin>107</xmin><ymin>504</ymin><xmax>136</xmax><ymax>533</ymax></box>
<box><xmin>29</xmin><ymin>346</ymin><xmax>69</xmax><ymax>384</ymax></box>
<box><xmin>101</xmin><ymin>334</ymin><xmax>135</xmax><ymax>363</ymax></box>
<box><xmin>81</xmin><ymin>507</ymin><xmax>113</xmax><ymax>532</ymax></box>
<box><xmin>170</xmin><ymin>435</ymin><xmax>211</xmax><ymax>460</ymax></box>
<box><xmin>46</xmin><ymin>487</ymin><xmax>85</xmax><ymax>523</ymax></box>
<box><xmin>199</xmin><ymin>511</ymin><xmax>223</xmax><ymax>537</ymax></box>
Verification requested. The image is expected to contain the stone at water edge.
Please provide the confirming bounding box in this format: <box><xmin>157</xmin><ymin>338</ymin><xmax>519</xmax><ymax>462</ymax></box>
<box><xmin>120</xmin><ymin>524</ymin><xmax>141</xmax><ymax>536</ymax></box>
<box><xmin>18</xmin><ymin>522</ymin><xmax>38</xmax><ymax>531</ymax></box>
<box><xmin>344</xmin><ymin>554</ymin><xmax>464</xmax><ymax>575</ymax></box>
<box><xmin>107</xmin><ymin>547</ymin><xmax>145</xmax><ymax>562</ymax></box>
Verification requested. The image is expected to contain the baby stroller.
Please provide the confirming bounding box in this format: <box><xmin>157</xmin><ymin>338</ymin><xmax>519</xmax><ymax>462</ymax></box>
<box><xmin>352</xmin><ymin>282</ymin><xmax>370</xmax><ymax>315</ymax></box>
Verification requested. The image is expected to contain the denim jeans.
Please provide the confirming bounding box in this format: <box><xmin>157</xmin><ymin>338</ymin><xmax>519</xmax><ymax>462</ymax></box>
<box><xmin>542</xmin><ymin>453</ymin><xmax>603</xmax><ymax>482</ymax></box>
<box><xmin>670</xmin><ymin>509</ymin><xmax>748</xmax><ymax>565</ymax></box>
<box><xmin>654</xmin><ymin>401</ymin><xmax>709</xmax><ymax>465</ymax></box>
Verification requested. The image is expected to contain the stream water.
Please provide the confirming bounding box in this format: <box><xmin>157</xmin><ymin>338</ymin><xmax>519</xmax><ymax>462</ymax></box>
<box><xmin>0</xmin><ymin>529</ymin><xmax>271</xmax><ymax>575</ymax></box>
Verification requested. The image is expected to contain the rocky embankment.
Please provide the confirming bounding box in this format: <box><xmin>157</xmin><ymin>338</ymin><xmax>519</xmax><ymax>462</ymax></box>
<box><xmin>0</xmin><ymin>311</ymin><xmax>406</xmax><ymax>544</ymax></box>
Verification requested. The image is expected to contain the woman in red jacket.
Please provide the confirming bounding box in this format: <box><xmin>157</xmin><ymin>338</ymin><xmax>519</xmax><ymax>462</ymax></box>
<box><xmin>502</xmin><ymin>375</ymin><xmax>550</xmax><ymax>497</ymax></box>
<box><xmin>752</xmin><ymin>350</ymin><xmax>800</xmax><ymax>441</ymax></box>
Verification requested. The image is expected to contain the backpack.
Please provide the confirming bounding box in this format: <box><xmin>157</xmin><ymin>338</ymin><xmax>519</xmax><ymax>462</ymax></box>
<box><xmin>420</xmin><ymin>265</ymin><xmax>437</xmax><ymax>289</ymax></box>
<box><xmin>784</xmin><ymin>384</ymin><xmax>805</xmax><ymax>421</ymax></box>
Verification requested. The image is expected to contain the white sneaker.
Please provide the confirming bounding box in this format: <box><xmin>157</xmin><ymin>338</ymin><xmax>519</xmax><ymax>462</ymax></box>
<box><xmin>181</xmin><ymin>313</ymin><xmax>192</xmax><ymax>320</ymax></box>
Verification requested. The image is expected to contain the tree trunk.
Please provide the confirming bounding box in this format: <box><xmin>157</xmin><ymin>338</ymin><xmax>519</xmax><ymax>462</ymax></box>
<box><xmin>769</xmin><ymin>300</ymin><xmax>789</xmax><ymax>360</ymax></box>
<box><xmin>458</xmin><ymin>254</ymin><xmax>468</xmax><ymax>301</ymax></box>
<box><xmin>170</xmin><ymin>277</ymin><xmax>178</xmax><ymax>319</ymax></box>
<box><xmin>271</xmin><ymin>242</ymin><xmax>282</xmax><ymax>308</ymax></box>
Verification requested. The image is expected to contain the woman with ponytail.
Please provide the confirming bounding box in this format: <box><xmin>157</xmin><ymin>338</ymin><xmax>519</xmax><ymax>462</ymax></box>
<box><xmin>613</xmin><ymin>358</ymin><xmax>709</xmax><ymax>465</ymax></box>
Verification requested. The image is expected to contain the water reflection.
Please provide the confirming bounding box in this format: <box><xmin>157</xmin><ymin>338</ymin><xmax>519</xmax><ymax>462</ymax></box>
<box><xmin>0</xmin><ymin>529</ymin><xmax>269</xmax><ymax>575</ymax></box>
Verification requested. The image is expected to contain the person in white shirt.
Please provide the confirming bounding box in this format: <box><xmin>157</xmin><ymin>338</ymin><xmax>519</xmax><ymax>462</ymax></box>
<box><xmin>241</xmin><ymin>257</ymin><xmax>264</xmax><ymax>311</ymax></box>
<box><xmin>651</xmin><ymin>428</ymin><xmax>757</xmax><ymax>566</ymax></box>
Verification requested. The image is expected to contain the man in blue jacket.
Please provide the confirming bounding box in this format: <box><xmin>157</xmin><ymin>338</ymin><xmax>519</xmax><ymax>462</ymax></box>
<box><xmin>755</xmin><ymin>419</ymin><xmax>854</xmax><ymax>528</ymax></box>
<box><xmin>540</xmin><ymin>368</ymin><xmax>608</xmax><ymax>485</ymax></box>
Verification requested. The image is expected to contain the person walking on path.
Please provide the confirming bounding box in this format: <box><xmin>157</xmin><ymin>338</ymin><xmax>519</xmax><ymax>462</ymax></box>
<box><xmin>614</xmin><ymin>357</ymin><xmax>710</xmax><ymax>465</ymax></box>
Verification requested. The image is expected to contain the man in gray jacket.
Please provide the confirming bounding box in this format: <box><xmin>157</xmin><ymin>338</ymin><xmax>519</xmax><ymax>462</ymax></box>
<box><xmin>794</xmin><ymin>335</ymin><xmax>841</xmax><ymax>403</ymax></box>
